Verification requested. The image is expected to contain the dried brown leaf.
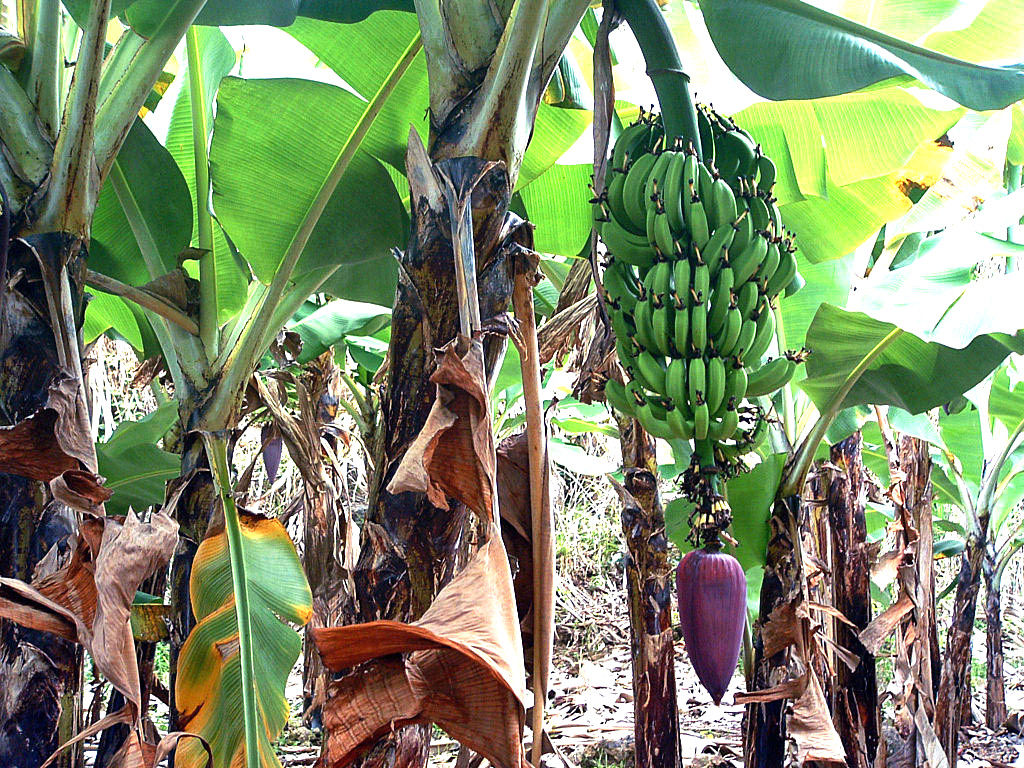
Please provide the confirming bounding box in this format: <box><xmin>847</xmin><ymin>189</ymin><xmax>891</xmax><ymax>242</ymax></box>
<box><xmin>734</xmin><ymin>676</ymin><xmax>807</xmax><ymax>704</ymax></box>
<box><xmin>859</xmin><ymin>592</ymin><xmax>914</xmax><ymax>655</ymax></box>
<box><xmin>314</xmin><ymin>534</ymin><xmax>526</xmax><ymax>768</ymax></box>
<box><xmin>789</xmin><ymin>671</ymin><xmax>847</xmax><ymax>764</ymax></box>
<box><xmin>761</xmin><ymin>600</ymin><xmax>808</xmax><ymax>658</ymax></box>
<box><xmin>388</xmin><ymin>338</ymin><xmax>495</xmax><ymax>519</ymax></box>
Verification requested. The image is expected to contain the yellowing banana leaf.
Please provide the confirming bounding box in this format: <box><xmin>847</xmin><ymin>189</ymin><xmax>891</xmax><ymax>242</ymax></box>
<box><xmin>174</xmin><ymin>500</ymin><xmax>312</xmax><ymax>768</ymax></box>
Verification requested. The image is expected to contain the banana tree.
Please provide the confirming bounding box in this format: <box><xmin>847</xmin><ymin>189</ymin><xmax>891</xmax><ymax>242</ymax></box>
<box><xmin>920</xmin><ymin>365</ymin><xmax>1024</xmax><ymax>733</ymax></box>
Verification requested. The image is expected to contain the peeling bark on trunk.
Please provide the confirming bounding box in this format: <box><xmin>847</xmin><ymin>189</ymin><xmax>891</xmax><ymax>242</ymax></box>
<box><xmin>744</xmin><ymin>494</ymin><xmax>804</xmax><ymax>768</ymax></box>
<box><xmin>983</xmin><ymin>546</ymin><xmax>1006</xmax><ymax>730</ymax></box>
<box><xmin>826</xmin><ymin>434</ymin><xmax>878</xmax><ymax>768</ymax></box>
<box><xmin>615</xmin><ymin>419</ymin><xmax>681</xmax><ymax>768</ymax></box>
<box><xmin>352</xmin><ymin>148</ymin><xmax>516</xmax><ymax>768</ymax></box>
<box><xmin>0</xmin><ymin>236</ymin><xmax>85</xmax><ymax>768</ymax></box>
<box><xmin>935</xmin><ymin>534</ymin><xmax>985</xmax><ymax>761</ymax></box>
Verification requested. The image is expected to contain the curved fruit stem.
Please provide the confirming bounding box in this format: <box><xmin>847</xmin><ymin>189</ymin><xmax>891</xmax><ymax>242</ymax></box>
<box><xmin>615</xmin><ymin>0</ymin><xmax>702</xmax><ymax>159</ymax></box>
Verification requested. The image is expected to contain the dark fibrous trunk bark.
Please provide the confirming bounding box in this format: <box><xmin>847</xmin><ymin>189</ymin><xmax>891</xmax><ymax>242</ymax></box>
<box><xmin>614</xmin><ymin>419</ymin><xmax>681</xmax><ymax>768</ymax></box>
<box><xmin>826</xmin><ymin>434</ymin><xmax>878</xmax><ymax>767</ymax></box>
<box><xmin>935</xmin><ymin>533</ymin><xmax>985</xmax><ymax>758</ymax></box>
<box><xmin>744</xmin><ymin>494</ymin><xmax>804</xmax><ymax>768</ymax></box>
<box><xmin>351</xmin><ymin>144</ymin><xmax>517</xmax><ymax>768</ymax></box>
<box><xmin>984</xmin><ymin>545</ymin><xmax>1007</xmax><ymax>730</ymax></box>
<box><xmin>0</xmin><ymin>235</ymin><xmax>85</xmax><ymax>768</ymax></box>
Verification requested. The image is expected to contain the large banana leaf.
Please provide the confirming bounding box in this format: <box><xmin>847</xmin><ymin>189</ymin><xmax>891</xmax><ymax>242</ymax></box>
<box><xmin>286</xmin><ymin>14</ymin><xmax>592</xmax><ymax>189</ymax></box>
<box><xmin>162</xmin><ymin>25</ymin><xmax>247</xmax><ymax>320</ymax></box>
<box><xmin>175</xmin><ymin>436</ymin><xmax>312</xmax><ymax>768</ymax></box>
<box><xmin>799</xmin><ymin>303</ymin><xmax>1024</xmax><ymax>414</ymax></box>
<box><xmin>699</xmin><ymin>0</ymin><xmax>1024</xmax><ymax>110</ymax></box>
<box><xmin>210</xmin><ymin>76</ymin><xmax>407</xmax><ymax>304</ymax></box>
<box><xmin>287</xmin><ymin>299</ymin><xmax>392</xmax><ymax>364</ymax></box>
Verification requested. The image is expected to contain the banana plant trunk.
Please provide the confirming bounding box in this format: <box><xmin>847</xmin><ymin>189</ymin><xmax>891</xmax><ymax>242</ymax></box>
<box><xmin>983</xmin><ymin>545</ymin><xmax>1007</xmax><ymax>730</ymax></box>
<box><xmin>614</xmin><ymin>418</ymin><xmax>681</xmax><ymax>768</ymax></box>
<box><xmin>935</xmin><ymin>521</ymin><xmax>987</xmax><ymax>760</ymax></box>
<box><xmin>0</xmin><ymin>234</ymin><xmax>86</xmax><ymax>768</ymax></box>
<box><xmin>826</xmin><ymin>434</ymin><xmax>879</xmax><ymax>767</ymax></box>
<box><xmin>743</xmin><ymin>494</ymin><xmax>804</xmax><ymax>768</ymax></box>
<box><xmin>352</xmin><ymin>139</ymin><xmax>516</xmax><ymax>767</ymax></box>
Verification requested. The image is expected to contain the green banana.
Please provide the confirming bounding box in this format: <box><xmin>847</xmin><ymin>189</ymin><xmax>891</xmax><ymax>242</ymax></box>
<box><xmin>744</xmin><ymin>356</ymin><xmax>796</xmax><ymax>397</ymax></box>
<box><xmin>748</xmin><ymin>194</ymin><xmax>771</xmax><ymax>232</ymax></box>
<box><xmin>693</xmin><ymin>400</ymin><xmax>710</xmax><ymax>441</ymax></box>
<box><xmin>688</xmin><ymin>194</ymin><xmax>710</xmax><ymax>249</ymax></box>
<box><xmin>756</xmin><ymin>153</ymin><xmax>777</xmax><ymax>195</ymax></box>
<box><xmin>680</xmin><ymin>153</ymin><xmax>699</xmax><ymax>232</ymax></box>
<box><xmin>645</xmin><ymin>151</ymin><xmax>673</xmax><ymax>212</ymax></box>
<box><xmin>666</xmin><ymin>406</ymin><xmax>695</xmax><ymax>439</ymax></box>
<box><xmin>609</xmin><ymin>307</ymin><xmax>637</xmax><ymax>343</ymax></box>
<box><xmin>691</xmin><ymin>301</ymin><xmax>708</xmax><ymax>352</ymax></box>
<box><xmin>736</xmin><ymin>280</ymin><xmax>759</xmax><ymax>321</ymax></box>
<box><xmin>696</xmin><ymin>109</ymin><xmax>715</xmax><ymax>165</ymax></box>
<box><xmin>730</xmin><ymin>211</ymin><xmax>754</xmax><ymax>262</ymax></box>
<box><xmin>716</xmin><ymin>130</ymin><xmax>758</xmax><ymax>181</ymax></box>
<box><xmin>636</xmin><ymin>401</ymin><xmax>675</xmax><ymax>440</ymax></box>
<box><xmin>652</xmin><ymin>299</ymin><xmax>674</xmax><ymax>358</ymax></box>
<box><xmin>733</xmin><ymin>318</ymin><xmax>757</xmax><ymax>360</ymax></box>
<box><xmin>672</xmin><ymin>299</ymin><xmax>690</xmax><ymax>357</ymax></box>
<box><xmin>646</xmin><ymin>200</ymin><xmax>660</xmax><ymax>248</ymax></box>
<box><xmin>665</xmin><ymin>152</ymin><xmax>688</xmax><ymax>235</ymax></box>
<box><xmin>724</xmin><ymin>363</ymin><xmax>747</xmax><ymax>405</ymax></box>
<box><xmin>666</xmin><ymin>358</ymin><xmax>688</xmax><ymax>408</ymax></box>
<box><xmin>707</xmin><ymin>268</ymin><xmax>734</xmax><ymax>336</ymax></box>
<box><xmin>623</xmin><ymin>151</ymin><xmax>658</xmax><ymax>231</ymax></box>
<box><xmin>648</xmin><ymin>260</ymin><xmax>672</xmax><ymax>300</ymax></box>
<box><xmin>605</xmin><ymin>171</ymin><xmax>636</xmax><ymax>232</ymax></box>
<box><xmin>672</xmin><ymin>259</ymin><xmax>691</xmax><ymax>305</ymax></box>
<box><xmin>710</xmin><ymin>177</ymin><xmax>737</xmax><ymax>232</ymax></box>
<box><xmin>756</xmin><ymin>239</ymin><xmax>781</xmax><ymax>290</ymax></box>
<box><xmin>731</xmin><ymin>232</ymin><xmax>768</xmax><ymax>285</ymax></box>
<box><xmin>604</xmin><ymin>379</ymin><xmax>635</xmax><ymax>417</ymax></box>
<box><xmin>698</xmin><ymin>162</ymin><xmax>715</xmax><ymax>206</ymax></box>
<box><xmin>602</xmin><ymin>217</ymin><xmax>658</xmax><ymax>268</ymax></box>
<box><xmin>766</xmin><ymin>247</ymin><xmax>798</xmax><ymax>298</ymax></box>
<box><xmin>693</xmin><ymin>263</ymin><xmax>710</xmax><ymax>304</ymax></box>
<box><xmin>716</xmin><ymin>306</ymin><xmax>742</xmax><ymax>356</ymax></box>
<box><xmin>688</xmin><ymin>357</ymin><xmax>706</xmax><ymax>404</ymax></box>
<box><xmin>745</xmin><ymin>304</ymin><xmax>776</xmax><ymax>364</ymax></box>
<box><xmin>700</xmin><ymin>220</ymin><xmax>735</xmax><ymax>274</ymax></box>
<box><xmin>708</xmin><ymin>400</ymin><xmax>740</xmax><ymax>440</ymax></box>
<box><xmin>611</xmin><ymin>120</ymin><xmax>653</xmax><ymax>173</ymax></box>
<box><xmin>603</xmin><ymin>261</ymin><xmax>641</xmax><ymax>313</ymax></box>
<box><xmin>785</xmin><ymin>271</ymin><xmax>806</xmax><ymax>298</ymax></box>
<box><xmin>743</xmin><ymin>412</ymin><xmax>770</xmax><ymax>450</ymax></box>
<box><xmin>767</xmin><ymin>198</ymin><xmax>782</xmax><ymax>237</ymax></box>
<box><xmin>705</xmin><ymin>355</ymin><xmax>726</xmax><ymax>415</ymax></box>
<box><xmin>635</xmin><ymin>350</ymin><xmax>667</xmax><ymax>393</ymax></box>
<box><xmin>654</xmin><ymin>212</ymin><xmax>679</xmax><ymax>259</ymax></box>
<box><xmin>633</xmin><ymin>297</ymin><xmax>657</xmax><ymax>352</ymax></box>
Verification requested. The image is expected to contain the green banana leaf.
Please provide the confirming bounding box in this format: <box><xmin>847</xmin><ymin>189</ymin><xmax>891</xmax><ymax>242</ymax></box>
<box><xmin>287</xmin><ymin>299</ymin><xmax>392</xmax><ymax>364</ymax></box>
<box><xmin>95</xmin><ymin>403</ymin><xmax>180</xmax><ymax>516</ymax></box>
<box><xmin>83</xmin><ymin>290</ymin><xmax>145</xmax><ymax>352</ymax></box>
<box><xmin>286</xmin><ymin>14</ymin><xmax>591</xmax><ymax>190</ymax></box>
<box><xmin>699</xmin><ymin>0</ymin><xmax>1024</xmax><ymax>111</ymax></box>
<box><xmin>210</xmin><ymin>76</ymin><xmax>406</xmax><ymax>305</ymax></box>
<box><xmin>799</xmin><ymin>303</ymin><xmax>1024</xmax><ymax>415</ymax></box>
<box><xmin>176</xmin><ymin>436</ymin><xmax>312</xmax><ymax>768</ymax></box>
<box><xmin>162</xmin><ymin>25</ymin><xmax>247</xmax><ymax>320</ymax></box>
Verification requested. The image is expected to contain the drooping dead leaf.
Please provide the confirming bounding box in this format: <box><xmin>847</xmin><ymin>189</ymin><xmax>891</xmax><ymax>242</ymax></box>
<box><xmin>0</xmin><ymin>376</ymin><xmax>108</xmax><ymax>512</ymax></box>
<box><xmin>387</xmin><ymin>338</ymin><xmax>495</xmax><ymax>519</ymax></box>
<box><xmin>315</xmin><ymin>533</ymin><xmax>527</xmax><ymax>768</ymax></box>
<box><xmin>734</xmin><ymin>677</ymin><xmax>807</xmax><ymax>704</ymax></box>
<box><xmin>760</xmin><ymin>599</ymin><xmax>807</xmax><ymax>658</ymax></box>
<box><xmin>320</xmin><ymin>336</ymin><xmax>526</xmax><ymax>768</ymax></box>
<box><xmin>859</xmin><ymin>592</ymin><xmax>914</xmax><ymax>655</ymax></box>
<box><xmin>790</xmin><ymin>668</ymin><xmax>847</xmax><ymax>764</ymax></box>
<box><xmin>0</xmin><ymin>512</ymin><xmax>177</xmax><ymax>709</ymax></box>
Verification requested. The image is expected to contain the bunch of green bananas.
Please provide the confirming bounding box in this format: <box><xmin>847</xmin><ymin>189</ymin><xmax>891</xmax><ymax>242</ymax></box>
<box><xmin>597</xmin><ymin>109</ymin><xmax>803</xmax><ymax>463</ymax></box>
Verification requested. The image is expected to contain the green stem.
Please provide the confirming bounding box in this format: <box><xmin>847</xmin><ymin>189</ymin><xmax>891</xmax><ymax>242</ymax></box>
<box><xmin>94</xmin><ymin>0</ymin><xmax>209</xmax><ymax>176</ymax></box>
<box><xmin>205</xmin><ymin>34</ymin><xmax>422</xmax><ymax>428</ymax></box>
<box><xmin>781</xmin><ymin>327</ymin><xmax>904</xmax><ymax>497</ymax></box>
<box><xmin>22</xmin><ymin>0</ymin><xmax>61</xmax><ymax>136</ymax></box>
<box><xmin>1007</xmin><ymin>162</ymin><xmax>1021</xmax><ymax>272</ymax></box>
<box><xmin>773</xmin><ymin>304</ymin><xmax>796</xmax><ymax>445</ymax></box>
<box><xmin>37</xmin><ymin>0</ymin><xmax>110</xmax><ymax>235</ymax></box>
<box><xmin>187</xmin><ymin>26</ymin><xmax>218</xmax><ymax>360</ymax></box>
<box><xmin>615</xmin><ymin>0</ymin><xmax>701</xmax><ymax>158</ymax></box>
<box><xmin>84</xmin><ymin>268</ymin><xmax>199</xmax><ymax>335</ymax></box>
<box><xmin>0</xmin><ymin>62</ymin><xmax>52</xmax><ymax>186</ymax></box>
<box><xmin>335</xmin><ymin>394</ymin><xmax>369</xmax><ymax>438</ymax></box>
<box><xmin>201</xmin><ymin>431</ymin><xmax>259</xmax><ymax>768</ymax></box>
<box><xmin>979</xmin><ymin>418</ymin><xmax>1024</xmax><ymax>515</ymax></box>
